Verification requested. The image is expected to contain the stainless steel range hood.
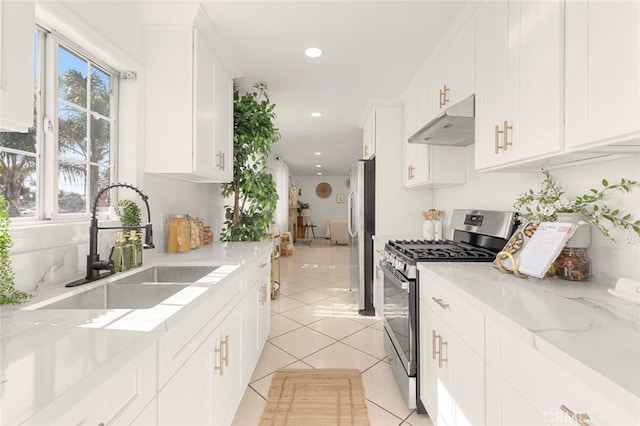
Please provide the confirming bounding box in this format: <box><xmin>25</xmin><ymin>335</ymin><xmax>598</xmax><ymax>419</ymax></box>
<box><xmin>408</xmin><ymin>94</ymin><xmax>475</xmax><ymax>146</ymax></box>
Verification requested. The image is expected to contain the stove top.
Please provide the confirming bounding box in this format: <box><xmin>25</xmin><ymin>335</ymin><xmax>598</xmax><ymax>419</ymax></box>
<box><xmin>386</xmin><ymin>239</ymin><xmax>498</xmax><ymax>263</ymax></box>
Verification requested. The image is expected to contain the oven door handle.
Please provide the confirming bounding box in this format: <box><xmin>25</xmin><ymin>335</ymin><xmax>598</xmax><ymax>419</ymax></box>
<box><xmin>381</xmin><ymin>261</ymin><xmax>409</xmax><ymax>291</ymax></box>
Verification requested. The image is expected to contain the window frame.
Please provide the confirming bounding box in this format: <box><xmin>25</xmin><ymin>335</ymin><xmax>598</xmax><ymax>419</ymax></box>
<box><xmin>43</xmin><ymin>29</ymin><xmax>119</xmax><ymax>221</ymax></box>
<box><xmin>0</xmin><ymin>25</ymin><xmax>120</xmax><ymax>224</ymax></box>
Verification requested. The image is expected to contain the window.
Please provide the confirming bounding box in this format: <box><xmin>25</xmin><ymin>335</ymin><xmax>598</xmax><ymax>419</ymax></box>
<box><xmin>0</xmin><ymin>27</ymin><xmax>118</xmax><ymax>220</ymax></box>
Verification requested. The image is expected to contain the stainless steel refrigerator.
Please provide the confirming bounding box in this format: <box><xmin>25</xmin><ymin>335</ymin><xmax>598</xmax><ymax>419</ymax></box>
<box><xmin>348</xmin><ymin>158</ymin><xmax>375</xmax><ymax>315</ymax></box>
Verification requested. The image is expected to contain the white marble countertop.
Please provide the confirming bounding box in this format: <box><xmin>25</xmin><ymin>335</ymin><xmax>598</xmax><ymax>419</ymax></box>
<box><xmin>417</xmin><ymin>262</ymin><xmax>640</xmax><ymax>414</ymax></box>
<box><xmin>0</xmin><ymin>241</ymin><xmax>271</xmax><ymax>425</ymax></box>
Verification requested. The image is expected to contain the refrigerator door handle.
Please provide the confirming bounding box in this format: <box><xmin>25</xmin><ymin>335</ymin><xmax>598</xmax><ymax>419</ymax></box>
<box><xmin>348</xmin><ymin>191</ymin><xmax>356</xmax><ymax>237</ymax></box>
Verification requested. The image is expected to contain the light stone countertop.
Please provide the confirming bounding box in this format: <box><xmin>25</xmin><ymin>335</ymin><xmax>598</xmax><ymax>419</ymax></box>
<box><xmin>0</xmin><ymin>241</ymin><xmax>272</xmax><ymax>425</ymax></box>
<box><xmin>417</xmin><ymin>262</ymin><xmax>640</xmax><ymax>416</ymax></box>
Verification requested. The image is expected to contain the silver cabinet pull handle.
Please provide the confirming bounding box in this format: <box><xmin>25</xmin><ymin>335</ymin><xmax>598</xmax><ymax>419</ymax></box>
<box><xmin>439</xmin><ymin>338</ymin><xmax>448</xmax><ymax>368</ymax></box>
<box><xmin>560</xmin><ymin>405</ymin><xmax>592</xmax><ymax>426</ymax></box>
<box><xmin>432</xmin><ymin>330</ymin><xmax>438</xmax><ymax>360</ymax></box>
<box><xmin>432</xmin><ymin>297</ymin><xmax>450</xmax><ymax>309</ymax></box>
<box><xmin>224</xmin><ymin>335</ymin><xmax>230</xmax><ymax>367</ymax></box>
<box><xmin>214</xmin><ymin>340</ymin><xmax>225</xmax><ymax>376</ymax></box>
<box><xmin>495</xmin><ymin>124</ymin><xmax>504</xmax><ymax>153</ymax></box>
<box><xmin>503</xmin><ymin>121</ymin><xmax>513</xmax><ymax>151</ymax></box>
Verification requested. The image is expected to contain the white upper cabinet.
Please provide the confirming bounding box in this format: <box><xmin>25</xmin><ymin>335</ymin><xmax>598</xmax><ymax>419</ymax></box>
<box><xmin>428</xmin><ymin>23</ymin><xmax>475</xmax><ymax>119</ymax></box>
<box><xmin>565</xmin><ymin>0</ymin><xmax>640</xmax><ymax>150</ymax></box>
<box><xmin>140</xmin><ymin>5</ymin><xmax>234</xmax><ymax>182</ymax></box>
<box><xmin>362</xmin><ymin>108</ymin><xmax>376</xmax><ymax>159</ymax></box>
<box><xmin>475</xmin><ymin>0</ymin><xmax>563</xmax><ymax>171</ymax></box>
<box><xmin>404</xmin><ymin>82</ymin><xmax>431</xmax><ymax>186</ymax></box>
<box><xmin>402</xmin><ymin>27</ymin><xmax>469</xmax><ymax>188</ymax></box>
<box><xmin>0</xmin><ymin>0</ymin><xmax>34</xmax><ymax>132</ymax></box>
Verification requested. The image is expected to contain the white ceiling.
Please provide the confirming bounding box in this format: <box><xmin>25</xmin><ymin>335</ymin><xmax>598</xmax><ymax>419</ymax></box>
<box><xmin>202</xmin><ymin>1</ymin><xmax>468</xmax><ymax>176</ymax></box>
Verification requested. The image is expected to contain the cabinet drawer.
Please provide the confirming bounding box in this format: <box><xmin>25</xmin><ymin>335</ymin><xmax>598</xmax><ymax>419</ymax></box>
<box><xmin>158</xmin><ymin>279</ymin><xmax>242</xmax><ymax>388</ymax></box>
<box><xmin>420</xmin><ymin>269</ymin><xmax>484</xmax><ymax>354</ymax></box>
<box><xmin>244</xmin><ymin>253</ymin><xmax>270</xmax><ymax>292</ymax></box>
<box><xmin>27</xmin><ymin>343</ymin><xmax>156</xmax><ymax>426</ymax></box>
<box><xmin>486</xmin><ymin>318</ymin><xmax>638</xmax><ymax>425</ymax></box>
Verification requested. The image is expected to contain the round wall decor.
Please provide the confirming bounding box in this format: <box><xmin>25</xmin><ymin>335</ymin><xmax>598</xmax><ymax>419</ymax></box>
<box><xmin>316</xmin><ymin>182</ymin><xmax>332</xmax><ymax>198</ymax></box>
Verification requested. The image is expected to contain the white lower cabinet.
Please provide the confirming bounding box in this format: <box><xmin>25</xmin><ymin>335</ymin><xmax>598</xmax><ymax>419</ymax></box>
<box><xmin>132</xmin><ymin>397</ymin><xmax>158</xmax><ymax>426</ymax></box>
<box><xmin>419</xmin><ymin>300</ymin><xmax>484</xmax><ymax>426</ymax></box>
<box><xmin>158</xmin><ymin>330</ymin><xmax>213</xmax><ymax>425</ymax></box>
<box><xmin>418</xmin><ymin>264</ymin><xmax>639</xmax><ymax>426</ymax></box>
<box><xmin>486</xmin><ymin>317</ymin><xmax>638</xmax><ymax>426</ymax></box>
<box><xmin>486</xmin><ymin>367</ymin><xmax>544</xmax><ymax>426</ymax></box>
<box><xmin>242</xmin><ymin>254</ymin><xmax>272</xmax><ymax>382</ymax></box>
<box><xmin>159</xmin><ymin>298</ymin><xmax>245</xmax><ymax>426</ymax></box>
<box><xmin>27</xmin><ymin>343</ymin><xmax>157</xmax><ymax>426</ymax></box>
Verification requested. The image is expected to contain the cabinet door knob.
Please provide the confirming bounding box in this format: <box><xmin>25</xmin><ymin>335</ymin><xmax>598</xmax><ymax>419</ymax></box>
<box><xmin>560</xmin><ymin>405</ymin><xmax>592</xmax><ymax>426</ymax></box>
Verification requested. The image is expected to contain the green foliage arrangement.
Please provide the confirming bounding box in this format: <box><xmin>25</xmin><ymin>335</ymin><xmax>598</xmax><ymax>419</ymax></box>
<box><xmin>297</xmin><ymin>201</ymin><xmax>310</xmax><ymax>215</ymax></box>
<box><xmin>514</xmin><ymin>169</ymin><xmax>640</xmax><ymax>240</ymax></box>
<box><xmin>220</xmin><ymin>83</ymin><xmax>280</xmax><ymax>241</ymax></box>
<box><xmin>0</xmin><ymin>196</ymin><xmax>30</xmax><ymax>304</ymax></box>
<box><xmin>114</xmin><ymin>199</ymin><xmax>142</xmax><ymax>227</ymax></box>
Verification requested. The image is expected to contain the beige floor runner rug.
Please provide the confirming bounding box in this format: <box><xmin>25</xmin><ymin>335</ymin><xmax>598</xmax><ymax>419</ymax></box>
<box><xmin>260</xmin><ymin>369</ymin><xmax>370</xmax><ymax>426</ymax></box>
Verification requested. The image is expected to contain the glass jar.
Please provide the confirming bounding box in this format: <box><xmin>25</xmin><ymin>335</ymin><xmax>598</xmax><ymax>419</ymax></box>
<box><xmin>553</xmin><ymin>247</ymin><xmax>591</xmax><ymax>281</ymax></box>
<box><xmin>167</xmin><ymin>215</ymin><xmax>191</xmax><ymax>253</ymax></box>
<box><xmin>189</xmin><ymin>217</ymin><xmax>201</xmax><ymax>249</ymax></box>
<box><xmin>202</xmin><ymin>226</ymin><xmax>213</xmax><ymax>245</ymax></box>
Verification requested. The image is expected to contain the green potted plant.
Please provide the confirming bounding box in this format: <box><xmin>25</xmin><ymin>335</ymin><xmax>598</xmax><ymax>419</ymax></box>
<box><xmin>221</xmin><ymin>83</ymin><xmax>280</xmax><ymax>241</ymax></box>
<box><xmin>114</xmin><ymin>199</ymin><xmax>142</xmax><ymax>228</ymax></box>
<box><xmin>297</xmin><ymin>201</ymin><xmax>310</xmax><ymax>216</ymax></box>
<box><xmin>0</xmin><ymin>195</ymin><xmax>30</xmax><ymax>304</ymax></box>
<box><xmin>513</xmin><ymin>169</ymin><xmax>640</xmax><ymax>241</ymax></box>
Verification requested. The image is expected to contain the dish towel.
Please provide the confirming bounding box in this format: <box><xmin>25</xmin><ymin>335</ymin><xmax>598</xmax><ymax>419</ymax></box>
<box><xmin>607</xmin><ymin>277</ymin><xmax>640</xmax><ymax>304</ymax></box>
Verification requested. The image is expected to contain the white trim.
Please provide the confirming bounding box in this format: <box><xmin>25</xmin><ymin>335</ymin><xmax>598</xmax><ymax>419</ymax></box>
<box><xmin>0</xmin><ymin>0</ymin><xmax>4</xmax><ymax>89</ymax></box>
<box><xmin>36</xmin><ymin>1</ymin><xmax>143</xmax><ymax>72</ymax></box>
<box><xmin>9</xmin><ymin>219</ymin><xmax>119</xmax><ymax>255</ymax></box>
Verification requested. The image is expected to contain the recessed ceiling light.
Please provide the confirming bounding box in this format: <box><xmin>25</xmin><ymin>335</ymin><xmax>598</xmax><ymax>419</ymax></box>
<box><xmin>314</xmin><ymin>152</ymin><xmax>322</xmax><ymax>156</ymax></box>
<box><xmin>317</xmin><ymin>172</ymin><xmax>323</xmax><ymax>175</ymax></box>
<box><xmin>315</xmin><ymin>164</ymin><xmax>322</xmax><ymax>168</ymax></box>
<box><xmin>304</xmin><ymin>47</ymin><xmax>323</xmax><ymax>58</ymax></box>
<box><xmin>311</xmin><ymin>112</ymin><xmax>322</xmax><ymax>118</ymax></box>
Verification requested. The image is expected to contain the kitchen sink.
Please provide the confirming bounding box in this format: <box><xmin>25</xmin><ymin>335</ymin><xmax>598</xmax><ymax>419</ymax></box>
<box><xmin>35</xmin><ymin>265</ymin><xmax>218</xmax><ymax>310</ymax></box>
<box><xmin>108</xmin><ymin>265</ymin><xmax>219</xmax><ymax>285</ymax></box>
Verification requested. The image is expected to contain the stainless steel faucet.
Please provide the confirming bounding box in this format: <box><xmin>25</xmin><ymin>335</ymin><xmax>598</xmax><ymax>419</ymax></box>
<box><xmin>66</xmin><ymin>183</ymin><xmax>155</xmax><ymax>287</ymax></box>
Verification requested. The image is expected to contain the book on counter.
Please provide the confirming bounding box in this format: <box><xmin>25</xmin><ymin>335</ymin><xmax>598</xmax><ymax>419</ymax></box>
<box><xmin>496</xmin><ymin>221</ymin><xmax>579</xmax><ymax>278</ymax></box>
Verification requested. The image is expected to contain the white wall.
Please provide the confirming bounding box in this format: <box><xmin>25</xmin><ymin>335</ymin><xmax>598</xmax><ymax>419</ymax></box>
<box><xmin>297</xmin><ymin>175</ymin><xmax>350</xmax><ymax>238</ymax></box>
<box><xmin>431</xmin><ymin>146</ymin><xmax>640</xmax><ymax>282</ymax></box>
<box><xmin>267</xmin><ymin>156</ymin><xmax>290</xmax><ymax>235</ymax></box>
<box><xmin>143</xmin><ymin>175</ymin><xmax>223</xmax><ymax>251</ymax></box>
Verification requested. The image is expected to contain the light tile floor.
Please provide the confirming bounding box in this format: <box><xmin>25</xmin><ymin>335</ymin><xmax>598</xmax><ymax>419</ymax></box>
<box><xmin>231</xmin><ymin>239</ymin><xmax>434</xmax><ymax>426</ymax></box>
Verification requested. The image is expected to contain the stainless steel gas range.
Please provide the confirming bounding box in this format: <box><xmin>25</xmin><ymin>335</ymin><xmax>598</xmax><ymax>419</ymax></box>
<box><xmin>380</xmin><ymin>209</ymin><xmax>517</xmax><ymax>411</ymax></box>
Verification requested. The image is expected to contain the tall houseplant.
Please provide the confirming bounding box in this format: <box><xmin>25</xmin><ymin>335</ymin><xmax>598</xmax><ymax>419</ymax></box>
<box><xmin>221</xmin><ymin>83</ymin><xmax>280</xmax><ymax>241</ymax></box>
<box><xmin>0</xmin><ymin>195</ymin><xmax>30</xmax><ymax>304</ymax></box>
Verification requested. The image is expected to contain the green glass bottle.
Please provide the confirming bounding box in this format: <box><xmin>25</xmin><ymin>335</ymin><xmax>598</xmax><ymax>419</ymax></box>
<box><xmin>111</xmin><ymin>232</ymin><xmax>126</xmax><ymax>272</ymax></box>
<box><xmin>123</xmin><ymin>231</ymin><xmax>134</xmax><ymax>271</ymax></box>
<box><xmin>129</xmin><ymin>230</ymin><xmax>143</xmax><ymax>268</ymax></box>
